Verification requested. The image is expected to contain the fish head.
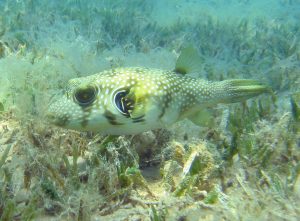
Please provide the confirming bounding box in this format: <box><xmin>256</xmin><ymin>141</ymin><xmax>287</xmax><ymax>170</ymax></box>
<box><xmin>46</xmin><ymin>70</ymin><xmax>160</xmax><ymax>134</ymax></box>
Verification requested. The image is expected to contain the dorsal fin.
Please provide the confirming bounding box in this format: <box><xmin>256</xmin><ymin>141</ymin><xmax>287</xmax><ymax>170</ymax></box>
<box><xmin>174</xmin><ymin>46</ymin><xmax>204</xmax><ymax>75</ymax></box>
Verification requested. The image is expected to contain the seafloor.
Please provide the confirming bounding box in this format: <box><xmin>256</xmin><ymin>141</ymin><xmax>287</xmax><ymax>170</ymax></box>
<box><xmin>0</xmin><ymin>0</ymin><xmax>299</xmax><ymax>220</ymax></box>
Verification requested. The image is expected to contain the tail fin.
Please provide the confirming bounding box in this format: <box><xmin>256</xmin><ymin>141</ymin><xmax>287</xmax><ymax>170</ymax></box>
<box><xmin>215</xmin><ymin>79</ymin><xmax>270</xmax><ymax>104</ymax></box>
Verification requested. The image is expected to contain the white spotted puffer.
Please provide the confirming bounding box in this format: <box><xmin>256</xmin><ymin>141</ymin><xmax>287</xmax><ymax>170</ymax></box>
<box><xmin>47</xmin><ymin>66</ymin><xmax>268</xmax><ymax>135</ymax></box>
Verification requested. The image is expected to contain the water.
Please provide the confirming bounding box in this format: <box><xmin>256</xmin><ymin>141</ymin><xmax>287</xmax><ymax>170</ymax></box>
<box><xmin>0</xmin><ymin>1</ymin><xmax>299</xmax><ymax>220</ymax></box>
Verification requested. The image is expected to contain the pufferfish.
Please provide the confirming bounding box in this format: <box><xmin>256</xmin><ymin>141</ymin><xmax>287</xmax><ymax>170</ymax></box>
<box><xmin>47</xmin><ymin>47</ymin><xmax>268</xmax><ymax>135</ymax></box>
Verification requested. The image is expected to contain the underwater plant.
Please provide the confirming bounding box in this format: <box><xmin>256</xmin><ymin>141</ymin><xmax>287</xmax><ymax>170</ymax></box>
<box><xmin>0</xmin><ymin>0</ymin><xmax>299</xmax><ymax>220</ymax></box>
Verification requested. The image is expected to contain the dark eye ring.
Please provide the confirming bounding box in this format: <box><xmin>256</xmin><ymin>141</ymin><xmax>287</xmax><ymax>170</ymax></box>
<box><xmin>74</xmin><ymin>85</ymin><xmax>98</xmax><ymax>107</ymax></box>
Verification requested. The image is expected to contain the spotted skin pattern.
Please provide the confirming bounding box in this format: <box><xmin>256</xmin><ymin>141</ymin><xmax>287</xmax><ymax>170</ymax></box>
<box><xmin>47</xmin><ymin>67</ymin><xmax>267</xmax><ymax>134</ymax></box>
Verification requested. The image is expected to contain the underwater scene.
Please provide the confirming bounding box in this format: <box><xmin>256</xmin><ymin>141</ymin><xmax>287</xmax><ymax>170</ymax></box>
<box><xmin>0</xmin><ymin>0</ymin><xmax>299</xmax><ymax>220</ymax></box>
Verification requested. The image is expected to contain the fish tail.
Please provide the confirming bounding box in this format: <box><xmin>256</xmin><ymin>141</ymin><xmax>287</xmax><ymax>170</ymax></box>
<box><xmin>214</xmin><ymin>79</ymin><xmax>270</xmax><ymax>104</ymax></box>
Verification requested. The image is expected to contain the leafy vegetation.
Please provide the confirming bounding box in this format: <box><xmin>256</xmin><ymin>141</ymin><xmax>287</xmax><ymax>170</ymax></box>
<box><xmin>0</xmin><ymin>0</ymin><xmax>299</xmax><ymax>220</ymax></box>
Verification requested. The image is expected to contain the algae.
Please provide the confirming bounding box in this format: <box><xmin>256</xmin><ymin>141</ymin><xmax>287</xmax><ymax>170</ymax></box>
<box><xmin>0</xmin><ymin>0</ymin><xmax>300</xmax><ymax>220</ymax></box>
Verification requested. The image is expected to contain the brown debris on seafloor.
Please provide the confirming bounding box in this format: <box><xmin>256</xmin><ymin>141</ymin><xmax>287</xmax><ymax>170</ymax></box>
<box><xmin>0</xmin><ymin>112</ymin><xmax>19</xmax><ymax>165</ymax></box>
<box><xmin>0</xmin><ymin>90</ymin><xmax>299</xmax><ymax>220</ymax></box>
<box><xmin>0</xmin><ymin>1</ymin><xmax>300</xmax><ymax>219</ymax></box>
<box><xmin>159</xmin><ymin>141</ymin><xmax>217</xmax><ymax>198</ymax></box>
<box><xmin>0</xmin><ymin>108</ymin><xmax>300</xmax><ymax>220</ymax></box>
<box><xmin>0</xmin><ymin>41</ymin><xmax>11</xmax><ymax>59</ymax></box>
<box><xmin>0</xmin><ymin>111</ymin><xmax>220</xmax><ymax>220</ymax></box>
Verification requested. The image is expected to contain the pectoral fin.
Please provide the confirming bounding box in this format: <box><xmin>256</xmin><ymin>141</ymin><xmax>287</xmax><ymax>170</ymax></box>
<box><xmin>126</xmin><ymin>88</ymin><xmax>146</xmax><ymax>120</ymax></box>
<box><xmin>188</xmin><ymin>109</ymin><xmax>215</xmax><ymax>128</ymax></box>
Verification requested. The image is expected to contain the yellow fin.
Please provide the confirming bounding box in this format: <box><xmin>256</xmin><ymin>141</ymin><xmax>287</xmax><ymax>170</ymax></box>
<box><xmin>175</xmin><ymin>46</ymin><xmax>204</xmax><ymax>75</ymax></box>
<box><xmin>127</xmin><ymin>88</ymin><xmax>146</xmax><ymax>119</ymax></box>
<box><xmin>129</xmin><ymin>102</ymin><xmax>145</xmax><ymax>119</ymax></box>
<box><xmin>188</xmin><ymin>109</ymin><xmax>215</xmax><ymax>127</ymax></box>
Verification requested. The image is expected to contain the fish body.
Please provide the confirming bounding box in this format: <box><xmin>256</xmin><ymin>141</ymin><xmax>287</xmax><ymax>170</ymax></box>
<box><xmin>47</xmin><ymin>67</ymin><xmax>267</xmax><ymax>134</ymax></box>
<box><xmin>47</xmin><ymin>48</ymin><xmax>268</xmax><ymax>134</ymax></box>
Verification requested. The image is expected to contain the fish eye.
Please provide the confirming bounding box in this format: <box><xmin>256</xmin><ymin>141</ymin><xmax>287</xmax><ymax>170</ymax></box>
<box><xmin>113</xmin><ymin>90</ymin><xmax>131</xmax><ymax>116</ymax></box>
<box><xmin>74</xmin><ymin>85</ymin><xmax>98</xmax><ymax>106</ymax></box>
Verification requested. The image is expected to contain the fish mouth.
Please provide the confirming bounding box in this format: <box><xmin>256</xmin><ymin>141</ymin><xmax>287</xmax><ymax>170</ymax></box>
<box><xmin>45</xmin><ymin>111</ymin><xmax>70</xmax><ymax>127</ymax></box>
<box><xmin>45</xmin><ymin>111</ymin><xmax>55</xmax><ymax>124</ymax></box>
<box><xmin>46</xmin><ymin>97</ymin><xmax>72</xmax><ymax>127</ymax></box>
